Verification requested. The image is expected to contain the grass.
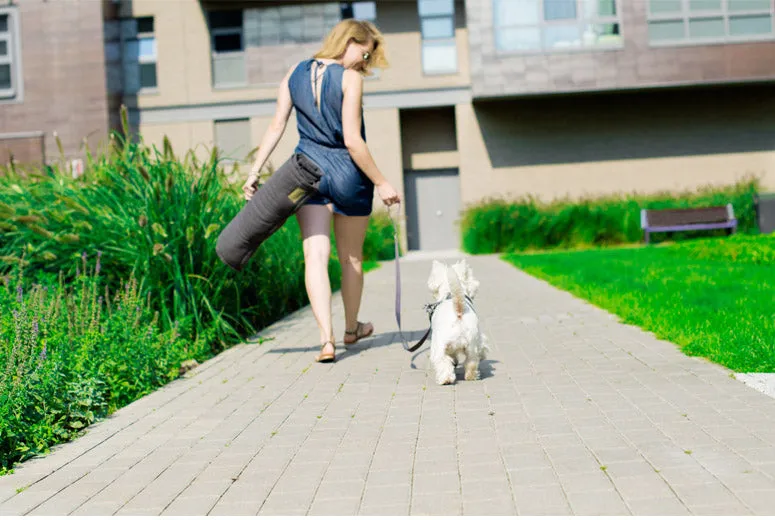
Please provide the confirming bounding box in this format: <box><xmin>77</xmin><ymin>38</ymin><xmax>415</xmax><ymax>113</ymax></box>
<box><xmin>505</xmin><ymin>234</ymin><xmax>775</xmax><ymax>373</ymax></box>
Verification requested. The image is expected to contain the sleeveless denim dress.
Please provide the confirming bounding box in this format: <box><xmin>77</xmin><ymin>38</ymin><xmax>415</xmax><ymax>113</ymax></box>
<box><xmin>288</xmin><ymin>59</ymin><xmax>374</xmax><ymax>217</ymax></box>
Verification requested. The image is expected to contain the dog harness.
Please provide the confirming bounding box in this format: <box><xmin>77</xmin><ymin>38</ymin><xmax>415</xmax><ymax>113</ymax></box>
<box><xmin>389</xmin><ymin>203</ymin><xmax>476</xmax><ymax>353</ymax></box>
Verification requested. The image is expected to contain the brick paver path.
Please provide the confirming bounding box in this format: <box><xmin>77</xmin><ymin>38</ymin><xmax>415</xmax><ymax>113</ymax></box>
<box><xmin>3</xmin><ymin>254</ymin><xmax>775</xmax><ymax>515</ymax></box>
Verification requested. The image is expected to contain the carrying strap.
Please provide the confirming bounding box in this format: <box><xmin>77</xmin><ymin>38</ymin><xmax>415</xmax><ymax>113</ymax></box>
<box><xmin>388</xmin><ymin>203</ymin><xmax>431</xmax><ymax>353</ymax></box>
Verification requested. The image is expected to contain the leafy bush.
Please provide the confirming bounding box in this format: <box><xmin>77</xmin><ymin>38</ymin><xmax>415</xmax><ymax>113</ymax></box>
<box><xmin>462</xmin><ymin>176</ymin><xmax>760</xmax><ymax>254</ymax></box>
<box><xmin>0</xmin><ymin>258</ymin><xmax>210</xmax><ymax>470</ymax></box>
<box><xmin>0</xmin><ymin>112</ymin><xmax>400</xmax><ymax>473</ymax></box>
<box><xmin>0</xmin><ymin>114</ymin><xmax>395</xmax><ymax>351</ymax></box>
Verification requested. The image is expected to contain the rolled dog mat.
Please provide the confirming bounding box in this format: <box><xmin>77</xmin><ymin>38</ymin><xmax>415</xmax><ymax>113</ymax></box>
<box><xmin>216</xmin><ymin>152</ymin><xmax>323</xmax><ymax>271</ymax></box>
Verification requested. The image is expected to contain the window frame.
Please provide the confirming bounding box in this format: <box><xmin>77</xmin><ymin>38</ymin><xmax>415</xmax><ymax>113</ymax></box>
<box><xmin>209</xmin><ymin>10</ymin><xmax>247</xmax><ymax>89</ymax></box>
<box><xmin>121</xmin><ymin>16</ymin><xmax>158</xmax><ymax>94</ymax></box>
<box><xmin>647</xmin><ymin>0</ymin><xmax>775</xmax><ymax>47</ymax></box>
<box><xmin>136</xmin><ymin>17</ymin><xmax>157</xmax><ymax>92</ymax></box>
<box><xmin>419</xmin><ymin>0</ymin><xmax>459</xmax><ymax>76</ymax></box>
<box><xmin>0</xmin><ymin>6</ymin><xmax>23</xmax><ymax>103</ymax></box>
<box><xmin>492</xmin><ymin>0</ymin><xmax>624</xmax><ymax>55</ymax></box>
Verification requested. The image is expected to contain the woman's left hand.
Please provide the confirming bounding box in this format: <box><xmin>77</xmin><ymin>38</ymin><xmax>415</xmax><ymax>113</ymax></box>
<box><xmin>377</xmin><ymin>181</ymin><xmax>400</xmax><ymax>206</ymax></box>
<box><xmin>242</xmin><ymin>174</ymin><xmax>259</xmax><ymax>201</ymax></box>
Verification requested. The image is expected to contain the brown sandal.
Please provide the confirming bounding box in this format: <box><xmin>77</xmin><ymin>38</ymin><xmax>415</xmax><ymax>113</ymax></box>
<box><xmin>343</xmin><ymin>321</ymin><xmax>374</xmax><ymax>345</ymax></box>
<box><xmin>315</xmin><ymin>341</ymin><xmax>336</xmax><ymax>363</ymax></box>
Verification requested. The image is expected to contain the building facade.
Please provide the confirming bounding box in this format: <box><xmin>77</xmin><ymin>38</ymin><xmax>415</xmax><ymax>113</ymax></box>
<box><xmin>2</xmin><ymin>0</ymin><xmax>774</xmax><ymax>251</ymax></box>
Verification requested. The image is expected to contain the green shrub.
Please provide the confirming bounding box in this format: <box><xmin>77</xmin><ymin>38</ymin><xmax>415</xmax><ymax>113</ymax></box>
<box><xmin>0</xmin><ymin>118</ymin><xmax>394</xmax><ymax>351</ymax></box>
<box><xmin>0</xmin><ymin>259</ymin><xmax>210</xmax><ymax>470</ymax></box>
<box><xmin>461</xmin><ymin>176</ymin><xmax>760</xmax><ymax>254</ymax></box>
<box><xmin>363</xmin><ymin>210</ymin><xmax>398</xmax><ymax>261</ymax></box>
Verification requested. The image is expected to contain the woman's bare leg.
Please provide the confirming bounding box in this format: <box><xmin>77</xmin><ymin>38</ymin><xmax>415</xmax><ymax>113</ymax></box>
<box><xmin>333</xmin><ymin>213</ymin><xmax>373</xmax><ymax>343</ymax></box>
<box><xmin>296</xmin><ymin>204</ymin><xmax>335</xmax><ymax>356</ymax></box>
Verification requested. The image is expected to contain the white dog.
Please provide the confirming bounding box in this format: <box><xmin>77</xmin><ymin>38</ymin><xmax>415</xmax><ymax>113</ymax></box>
<box><xmin>426</xmin><ymin>259</ymin><xmax>489</xmax><ymax>385</ymax></box>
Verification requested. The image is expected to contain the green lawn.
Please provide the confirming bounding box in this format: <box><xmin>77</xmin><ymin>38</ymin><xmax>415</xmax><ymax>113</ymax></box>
<box><xmin>504</xmin><ymin>235</ymin><xmax>775</xmax><ymax>373</ymax></box>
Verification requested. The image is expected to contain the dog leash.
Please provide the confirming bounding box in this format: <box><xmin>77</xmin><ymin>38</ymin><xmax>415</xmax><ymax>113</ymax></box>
<box><xmin>388</xmin><ymin>203</ymin><xmax>431</xmax><ymax>353</ymax></box>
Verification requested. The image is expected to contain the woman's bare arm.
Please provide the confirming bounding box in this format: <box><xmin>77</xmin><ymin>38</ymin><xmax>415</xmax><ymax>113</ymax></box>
<box><xmin>341</xmin><ymin>69</ymin><xmax>387</xmax><ymax>187</ymax></box>
<box><xmin>243</xmin><ymin>67</ymin><xmax>294</xmax><ymax>199</ymax></box>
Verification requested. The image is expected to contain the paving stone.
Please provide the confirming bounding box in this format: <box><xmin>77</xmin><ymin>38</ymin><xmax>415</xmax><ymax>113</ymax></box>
<box><xmin>5</xmin><ymin>256</ymin><xmax>775</xmax><ymax>517</ymax></box>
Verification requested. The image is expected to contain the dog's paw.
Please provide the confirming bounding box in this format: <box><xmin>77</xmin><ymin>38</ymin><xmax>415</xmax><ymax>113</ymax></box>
<box><xmin>436</xmin><ymin>372</ymin><xmax>456</xmax><ymax>385</ymax></box>
<box><xmin>464</xmin><ymin>365</ymin><xmax>480</xmax><ymax>381</ymax></box>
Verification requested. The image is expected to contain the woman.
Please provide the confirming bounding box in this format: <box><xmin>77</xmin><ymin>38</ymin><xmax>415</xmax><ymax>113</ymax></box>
<box><xmin>242</xmin><ymin>19</ymin><xmax>400</xmax><ymax>363</ymax></box>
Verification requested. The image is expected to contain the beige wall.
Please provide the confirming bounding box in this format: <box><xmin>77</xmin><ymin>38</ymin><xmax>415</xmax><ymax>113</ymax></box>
<box><xmin>400</xmin><ymin>107</ymin><xmax>459</xmax><ymax>170</ymax></box>
<box><xmin>457</xmin><ymin>85</ymin><xmax>775</xmax><ymax>204</ymax></box>
<box><xmin>127</xmin><ymin>0</ymin><xmax>470</xmax><ymax>110</ymax></box>
<box><xmin>364</xmin><ymin>107</ymin><xmax>404</xmax><ymax>221</ymax></box>
<box><xmin>139</xmin><ymin>120</ymin><xmax>215</xmax><ymax>162</ymax></box>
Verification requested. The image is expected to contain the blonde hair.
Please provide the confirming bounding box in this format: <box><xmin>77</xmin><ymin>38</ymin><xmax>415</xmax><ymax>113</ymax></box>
<box><xmin>314</xmin><ymin>19</ymin><xmax>388</xmax><ymax>76</ymax></box>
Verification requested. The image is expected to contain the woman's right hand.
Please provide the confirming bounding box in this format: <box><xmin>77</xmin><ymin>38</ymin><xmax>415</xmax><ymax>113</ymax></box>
<box><xmin>377</xmin><ymin>181</ymin><xmax>400</xmax><ymax>206</ymax></box>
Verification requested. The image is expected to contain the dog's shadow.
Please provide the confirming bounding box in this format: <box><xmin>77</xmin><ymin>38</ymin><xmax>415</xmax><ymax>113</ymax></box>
<box><xmin>477</xmin><ymin>358</ymin><xmax>498</xmax><ymax>379</ymax></box>
<box><xmin>410</xmin><ymin>349</ymin><xmax>500</xmax><ymax>381</ymax></box>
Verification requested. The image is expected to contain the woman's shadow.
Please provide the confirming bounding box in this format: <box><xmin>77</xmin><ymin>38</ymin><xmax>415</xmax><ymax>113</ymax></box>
<box><xmin>266</xmin><ymin>330</ymin><xmax>500</xmax><ymax>378</ymax></box>
<box><xmin>266</xmin><ymin>328</ymin><xmax>429</xmax><ymax>363</ymax></box>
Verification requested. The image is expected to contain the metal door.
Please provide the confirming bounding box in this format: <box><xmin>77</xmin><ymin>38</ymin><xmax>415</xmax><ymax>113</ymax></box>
<box><xmin>404</xmin><ymin>169</ymin><xmax>461</xmax><ymax>251</ymax></box>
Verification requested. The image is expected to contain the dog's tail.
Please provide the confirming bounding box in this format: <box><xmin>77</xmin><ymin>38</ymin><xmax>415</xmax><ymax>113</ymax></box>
<box><xmin>447</xmin><ymin>266</ymin><xmax>465</xmax><ymax>320</ymax></box>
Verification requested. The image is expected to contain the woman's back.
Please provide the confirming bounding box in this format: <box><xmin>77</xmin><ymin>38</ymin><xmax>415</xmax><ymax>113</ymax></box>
<box><xmin>288</xmin><ymin>59</ymin><xmax>365</xmax><ymax>152</ymax></box>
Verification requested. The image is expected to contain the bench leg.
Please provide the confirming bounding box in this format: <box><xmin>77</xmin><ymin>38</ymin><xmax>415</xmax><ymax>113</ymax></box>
<box><xmin>644</xmin><ymin>231</ymin><xmax>651</xmax><ymax>244</ymax></box>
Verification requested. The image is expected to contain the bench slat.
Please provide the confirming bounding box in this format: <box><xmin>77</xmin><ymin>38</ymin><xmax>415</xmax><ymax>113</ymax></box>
<box><xmin>645</xmin><ymin>206</ymin><xmax>729</xmax><ymax>227</ymax></box>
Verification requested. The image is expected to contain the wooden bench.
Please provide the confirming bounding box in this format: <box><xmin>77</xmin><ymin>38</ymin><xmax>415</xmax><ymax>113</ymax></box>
<box><xmin>640</xmin><ymin>204</ymin><xmax>737</xmax><ymax>244</ymax></box>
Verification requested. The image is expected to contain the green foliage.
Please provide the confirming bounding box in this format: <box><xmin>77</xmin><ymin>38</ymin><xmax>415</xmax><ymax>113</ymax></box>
<box><xmin>0</xmin><ymin>128</ymin><xmax>394</xmax><ymax>351</ymax></box>
<box><xmin>0</xmin><ymin>118</ymin><xmax>396</xmax><ymax>473</ymax></box>
<box><xmin>462</xmin><ymin>177</ymin><xmax>760</xmax><ymax>254</ymax></box>
<box><xmin>0</xmin><ymin>260</ymin><xmax>210</xmax><ymax>471</ymax></box>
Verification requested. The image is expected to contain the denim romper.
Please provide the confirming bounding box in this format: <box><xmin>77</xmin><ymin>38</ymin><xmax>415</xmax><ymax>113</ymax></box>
<box><xmin>288</xmin><ymin>59</ymin><xmax>374</xmax><ymax>217</ymax></box>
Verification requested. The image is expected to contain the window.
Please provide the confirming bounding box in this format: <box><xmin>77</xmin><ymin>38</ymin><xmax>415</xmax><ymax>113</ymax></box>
<box><xmin>342</xmin><ymin>1</ymin><xmax>378</xmax><ymax>21</ymax></box>
<box><xmin>214</xmin><ymin>119</ymin><xmax>252</xmax><ymax>164</ymax></box>
<box><xmin>122</xmin><ymin>16</ymin><xmax>157</xmax><ymax>92</ymax></box>
<box><xmin>0</xmin><ymin>7</ymin><xmax>22</xmax><ymax>101</ymax></box>
<box><xmin>648</xmin><ymin>0</ymin><xmax>774</xmax><ymax>45</ymax></box>
<box><xmin>244</xmin><ymin>2</ymin><xmax>374</xmax><ymax>48</ymax></box>
<box><xmin>419</xmin><ymin>0</ymin><xmax>458</xmax><ymax>75</ymax></box>
<box><xmin>209</xmin><ymin>10</ymin><xmax>246</xmax><ymax>87</ymax></box>
<box><xmin>493</xmin><ymin>0</ymin><xmax>622</xmax><ymax>53</ymax></box>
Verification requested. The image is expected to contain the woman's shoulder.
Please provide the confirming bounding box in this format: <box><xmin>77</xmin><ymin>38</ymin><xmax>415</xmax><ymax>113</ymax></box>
<box><xmin>288</xmin><ymin>59</ymin><xmax>310</xmax><ymax>76</ymax></box>
<box><xmin>341</xmin><ymin>68</ymin><xmax>363</xmax><ymax>88</ymax></box>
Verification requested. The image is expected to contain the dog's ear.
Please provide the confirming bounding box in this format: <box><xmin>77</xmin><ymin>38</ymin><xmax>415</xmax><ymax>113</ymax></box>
<box><xmin>427</xmin><ymin>260</ymin><xmax>446</xmax><ymax>298</ymax></box>
<box><xmin>455</xmin><ymin>259</ymin><xmax>480</xmax><ymax>299</ymax></box>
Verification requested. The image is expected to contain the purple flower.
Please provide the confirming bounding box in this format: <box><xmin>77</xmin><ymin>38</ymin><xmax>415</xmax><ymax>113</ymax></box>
<box><xmin>96</xmin><ymin>251</ymin><xmax>102</xmax><ymax>275</ymax></box>
<box><xmin>76</xmin><ymin>267</ymin><xmax>80</xmax><ymax>277</ymax></box>
<box><xmin>33</xmin><ymin>320</ymin><xmax>39</xmax><ymax>336</ymax></box>
<box><xmin>39</xmin><ymin>346</ymin><xmax>47</xmax><ymax>361</ymax></box>
<box><xmin>81</xmin><ymin>251</ymin><xmax>87</xmax><ymax>261</ymax></box>
<box><xmin>16</xmin><ymin>285</ymin><xmax>22</xmax><ymax>303</ymax></box>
